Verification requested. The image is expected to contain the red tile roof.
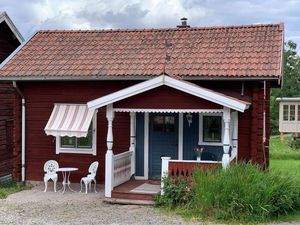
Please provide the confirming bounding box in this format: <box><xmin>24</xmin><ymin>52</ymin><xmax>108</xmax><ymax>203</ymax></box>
<box><xmin>0</xmin><ymin>23</ymin><xmax>284</xmax><ymax>80</ymax></box>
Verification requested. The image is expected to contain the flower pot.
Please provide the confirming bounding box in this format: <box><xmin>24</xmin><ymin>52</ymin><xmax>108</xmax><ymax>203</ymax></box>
<box><xmin>197</xmin><ymin>156</ymin><xmax>201</xmax><ymax>161</ymax></box>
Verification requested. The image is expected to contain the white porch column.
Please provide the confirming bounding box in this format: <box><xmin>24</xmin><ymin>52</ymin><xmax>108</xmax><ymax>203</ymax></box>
<box><xmin>231</xmin><ymin>111</ymin><xmax>238</xmax><ymax>162</ymax></box>
<box><xmin>129</xmin><ymin>112</ymin><xmax>136</xmax><ymax>175</ymax></box>
<box><xmin>161</xmin><ymin>156</ymin><xmax>171</xmax><ymax>195</ymax></box>
<box><xmin>222</xmin><ymin>107</ymin><xmax>231</xmax><ymax>169</ymax></box>
<box><xmin>105</xmin><ymin>104</ymin><xmax>115</xmax><ymax>198</ymax></box>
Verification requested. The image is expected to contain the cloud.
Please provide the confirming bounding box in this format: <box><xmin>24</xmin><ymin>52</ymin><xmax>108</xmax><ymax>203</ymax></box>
<box><xmin>1</xmin><ymin>0</ymin><xmax>300</xmax><ymax>52</ymax></box>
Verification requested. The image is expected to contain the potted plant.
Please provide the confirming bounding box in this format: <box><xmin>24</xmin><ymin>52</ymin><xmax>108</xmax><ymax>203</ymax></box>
<box><xmin>194</xmin><ymin>146</ymin><xmax>204</xmax><ymax>161</ymax></box>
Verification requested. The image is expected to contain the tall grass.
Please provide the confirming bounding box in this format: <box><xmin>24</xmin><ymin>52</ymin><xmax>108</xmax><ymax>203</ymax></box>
<box><xmin>157</xmin><ymin>163</ymin><xmax>300</xmax><ymax>223</ymax></box>
<box><xmin>270</xmin><ymin>135</ymin><xmax>300</xmax><ymax>160</ymax></box>
<box><xmin>192</xmin><ymin>163</ymin><xmax>300</xmax><ymax>222</ymax></box>
<box><xmin>0</xmin><ymin>182</ymin><xmax>24</xmax><ymax>199</ymax></box>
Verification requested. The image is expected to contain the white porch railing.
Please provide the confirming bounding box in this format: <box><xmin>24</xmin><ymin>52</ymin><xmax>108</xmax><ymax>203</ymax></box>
<box><xmin>113</xmin><ymin>150</ymin><xmax>133</xmax><ymax>188</ymax></box>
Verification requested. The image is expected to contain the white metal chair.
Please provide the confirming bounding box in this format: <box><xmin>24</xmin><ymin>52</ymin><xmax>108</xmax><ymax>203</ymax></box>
<box><xmin>80</xmin><ymin>161</ymin><xmax>99</xmax><ymax>194</ymax></box>
<box><xmin>43</xmin><ymin>160</ymin><xmax>59</xmax><ymax>192</ymax></box>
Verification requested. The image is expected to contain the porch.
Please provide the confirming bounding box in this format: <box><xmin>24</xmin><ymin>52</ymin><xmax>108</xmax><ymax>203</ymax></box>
<box><xmin>87</xmin><ymin>75</ymin><xmax>250</xmax><ymax>199</ymax></box>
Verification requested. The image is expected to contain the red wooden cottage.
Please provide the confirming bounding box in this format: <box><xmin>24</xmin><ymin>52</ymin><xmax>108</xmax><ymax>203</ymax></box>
<box><xmin>0</xmin><ymin>19</ymin><xmax>283</xmax><ymax>199</ymax></box>
<box><xmin>0</xmin><ymin>11</ymin><xmax>24</xmax><ymax>182</ymax></box>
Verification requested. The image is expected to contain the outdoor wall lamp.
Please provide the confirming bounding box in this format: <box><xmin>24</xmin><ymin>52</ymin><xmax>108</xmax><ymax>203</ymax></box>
<box><xmin>186</xmin><ymin>113</ymin><xmax>193</xmax><ymax>127</ymax></box>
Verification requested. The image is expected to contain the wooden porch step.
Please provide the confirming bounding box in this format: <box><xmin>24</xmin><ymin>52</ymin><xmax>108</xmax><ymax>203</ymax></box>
<box><xmin>112</xmin><ymin>190</ymin><xmax>156</xmax><ymax>201</ymax></box>
<box><xmin>104</xmin><ymin>197</ymin><xmax>155</xmax><ymax>205</ymax></box>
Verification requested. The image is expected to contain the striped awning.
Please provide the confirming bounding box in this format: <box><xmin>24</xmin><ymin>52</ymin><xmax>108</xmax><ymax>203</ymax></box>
<box><xmin>44</xmin><ymin>104</ymin><xmax>95</xmax><ymax>137</ymax></box>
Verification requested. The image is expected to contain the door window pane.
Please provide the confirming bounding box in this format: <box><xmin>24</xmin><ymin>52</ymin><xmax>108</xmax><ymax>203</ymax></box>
<box><xmin>153</xmin><ymin>116</ymin><xmax>175</xmax><ymax>132</ymax></box>
<box><xmin>283</xmin><ymin>105</ymin><xmax>289</xmax><ymax>121</ymax></box>
<box><xmin>203</xmin><ymin>116</ymin><xmax>222</xmax><ymax>142</ymax></box>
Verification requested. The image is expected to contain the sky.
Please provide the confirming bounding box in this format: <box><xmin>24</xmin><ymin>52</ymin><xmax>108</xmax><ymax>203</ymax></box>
<box><xmin>1</xmin><ymin>0</ymin><xmax>300</xmax><ymax>53</ymax></box>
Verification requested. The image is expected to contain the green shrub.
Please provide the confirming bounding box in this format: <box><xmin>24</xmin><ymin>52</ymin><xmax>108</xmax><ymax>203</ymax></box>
<box><xmin>155</xmin><ymin>176</ymin><xmax>193</xmax><ymax>208</ymax></box>
<box><xmin>157</xmin><ymin>163</ymin><xmax>300</xmax><ymax>223</ymax></box>
<box><xmin>290</xmin><ymin>138</ymin><xmax>300</xmax><ymax>150</ymax></box>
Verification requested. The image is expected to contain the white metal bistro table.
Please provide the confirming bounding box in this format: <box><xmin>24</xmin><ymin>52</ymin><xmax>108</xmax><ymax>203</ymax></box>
<box><xmin>57</xmin><ymin>167</ymin><xmax>78</xmax><ymax>194</ymax></box>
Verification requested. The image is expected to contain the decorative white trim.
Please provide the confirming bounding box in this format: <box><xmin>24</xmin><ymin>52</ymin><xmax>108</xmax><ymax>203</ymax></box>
<box><xmin>178</xmin><ymin>113</ymin><xmax>183</xmax><ymax>160</ymax></box>
<box><xmin>143</xmin><ymin>113</ymin><xmax>149</xmax><ymax>180</ymax></box>
<box><xmin>198</xmin><ymin>113</ymin><xmax>224</xmax><ymax>146</ymax></box>
<box><xmin>87</xmin><ymin>75</ymin><xmax>250</xmax><ymax>112</ymax></box>
<box><xmin>55</xmin><ymin>114</ymin><xmax>97</xmax><ymax>155</ymax></box>
<box><xmin>113</xmin><ymin>108</ymin><xmax>223</xmax><ymax>113</ymax></box>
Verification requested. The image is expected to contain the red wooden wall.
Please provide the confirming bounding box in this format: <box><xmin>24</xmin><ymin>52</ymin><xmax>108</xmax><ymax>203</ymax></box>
<box><xmin>114</xmin><ymin>86</ymin><xmax>222</xmax><ymax>109</ymax></box>
<box><xmin>0</xmin><ymin>21</ymin><xmax>22</xmax><ymax>180</ymax></box>
<box><xmin>0</xmin><ymin>82</ymin><xmax>15</xmax><ymax>178</ymax></box>
<box><xmin>12</xmin><ymin>80</ymin><xmax>271</xmax><ymax>182</ymax></box>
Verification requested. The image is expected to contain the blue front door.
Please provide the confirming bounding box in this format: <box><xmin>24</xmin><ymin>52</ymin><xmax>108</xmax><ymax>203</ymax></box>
<box><xmin>149</xmin><ymin>113</ymin><xmax>178</xmax><ymax>179</ymax></box>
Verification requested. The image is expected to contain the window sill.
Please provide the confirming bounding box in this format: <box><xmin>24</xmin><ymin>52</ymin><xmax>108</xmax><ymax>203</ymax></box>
<box><xmin>57</xmin><ymin>148</ymin><xmax>96</xmax><ymax>155</ymax></box>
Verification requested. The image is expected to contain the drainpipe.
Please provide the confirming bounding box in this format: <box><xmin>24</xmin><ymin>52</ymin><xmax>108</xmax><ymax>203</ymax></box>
<box><xmin>12</xmin><ymin>81</ymin><xmax>26</xmax><ymax>183</ymax></box>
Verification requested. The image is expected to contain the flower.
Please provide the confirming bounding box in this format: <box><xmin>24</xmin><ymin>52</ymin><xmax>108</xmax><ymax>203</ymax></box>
<box><xmin>194</xmin><ymin>146</ymin><xmax>204</xmax><ymax>157</ymax></box>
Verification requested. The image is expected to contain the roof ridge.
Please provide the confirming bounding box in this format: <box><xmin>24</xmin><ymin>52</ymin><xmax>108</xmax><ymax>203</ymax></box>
<box><xmin>37</xmin><ymin>23</ymin><xmax>283</xmax><ymax>34</ymax></box>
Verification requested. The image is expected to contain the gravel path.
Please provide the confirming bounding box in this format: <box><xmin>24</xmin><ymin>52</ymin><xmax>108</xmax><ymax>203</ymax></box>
<box><xmin>0</xmin><ymin>184</ymin><xmax>299</xmax><ymax>225</ymax></box>
<box><xmin>0</xmin><ymin>183</ymin><xmax>208</xmax><ymax>225</ymax></box>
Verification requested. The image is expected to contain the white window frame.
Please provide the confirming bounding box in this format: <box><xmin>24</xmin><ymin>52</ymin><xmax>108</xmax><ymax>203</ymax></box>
<box><xmin>283</xmin><ymin>104</ymin><xmax>297</xmax><ymax>121</ymax></box>
<box><xmin>56</xmin><ymin>115</ymin><xmax>97</xmax><ymax>155</ymax></box>
<box><xmin>198</xmin><ymin>113</ymin><xmax>224</xmax><ymax>146</ymax></box>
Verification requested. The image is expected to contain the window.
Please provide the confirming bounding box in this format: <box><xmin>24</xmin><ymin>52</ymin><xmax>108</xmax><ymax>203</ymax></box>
<box><xmin>290</xmin><ymin>105</ymin><xmax>296</xmax><ymax>121</ymax></box>
<box><xmin>298</xmin><ymin>105</ymin><xmax>300</xmax><ymax>121</ymax></box>
<box><xmin>56</xmin><ymin>116</ymin><xmax>96</xmax><ymax>155</ymax></box>
<box><xmin>202</xmin><ymin>116</ymin><xmax>222</xmax><ymax>142</ymax></box>
<box><xmin>283</xmin><ymin>104</ymin><xmax>297</xmax><ymax>121</ymax></box>
<box><xmin>283</xmin><ymin>105</ymin><xmax>289</xmax><ymax>121</ymax></box>
<box><xmin>153</xmin><ymin>116</ymin><xmax>175</xmax><ymax>132</ymax></box>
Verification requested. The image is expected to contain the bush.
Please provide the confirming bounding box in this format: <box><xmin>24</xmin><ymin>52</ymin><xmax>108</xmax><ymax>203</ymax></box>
<box><xmin>290</xmin><ymin>138</ymin><xmax>300</xmax><ymax>150</ymax></box>
<box><xmin>157</xmin><ymin>163</ymin><xmax>300</xmax><ymax>223</ymax></box>
<box><xmin>155</xmin><ymin>176</ymin><xmax>192</xmax><ymax>208</ymax></box>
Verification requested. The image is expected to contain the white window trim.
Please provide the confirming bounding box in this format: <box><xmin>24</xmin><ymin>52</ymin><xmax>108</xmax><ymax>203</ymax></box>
<box><xmin>283</xmin><ymin>104</ymin><xmax>297</xmax><ymax>122</ymax></box>
<box><xmin>198</xmin><ymin>113</ymin><xmax>224</xmax><ymax>146</ymax></box>
<box><xmin>56</xmin><ymin>115</ymin><xmax>97</xmax><ymax>155</ymax></box>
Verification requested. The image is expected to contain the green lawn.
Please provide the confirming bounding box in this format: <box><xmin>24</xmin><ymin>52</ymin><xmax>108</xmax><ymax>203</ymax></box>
<box><xmin>0</xmin><ymin>181</ymin><xmax>24</xmax><ymax>199</ymax></box>
<box><xmin>269</xmin><ymin>135</ymin><xmax>300</xmax><ymax>221</ymax></box>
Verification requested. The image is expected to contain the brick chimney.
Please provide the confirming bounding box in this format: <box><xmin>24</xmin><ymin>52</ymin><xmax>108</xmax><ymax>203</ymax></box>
<box><xmin>177</xmin><ymin>17</ymin><xmax>190</xmax><ymax>28</ymax></box>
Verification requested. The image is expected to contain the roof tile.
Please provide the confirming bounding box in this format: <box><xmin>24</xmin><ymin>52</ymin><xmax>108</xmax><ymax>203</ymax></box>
<box><xmin>0</xmin><ymin>23</ymin><xmax>283</xmax><ymax>79</ymax></box>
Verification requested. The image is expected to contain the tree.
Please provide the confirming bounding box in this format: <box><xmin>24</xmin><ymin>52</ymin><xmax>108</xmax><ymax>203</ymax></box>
<box><xmin>270</xmin><ymin>40</ymin><xmax>300</xmax><ymax>134</ymax></box>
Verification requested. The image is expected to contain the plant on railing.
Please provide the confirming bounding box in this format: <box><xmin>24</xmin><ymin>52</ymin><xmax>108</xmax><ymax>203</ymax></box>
<box><xmin>155</xmin><ymin>175</ymin><xmax>193</xmax><ymax>208</ymax></box>
<box><xmin>194</xmin><ymin>146</ymin><xmax>204</xmax><ymax>161</ymax></box>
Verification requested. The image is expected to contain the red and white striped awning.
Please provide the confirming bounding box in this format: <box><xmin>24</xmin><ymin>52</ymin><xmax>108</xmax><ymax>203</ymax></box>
<box><xmin>44</xmin><ymin>104</ymin><xmax>95</xmax><ymax>137</ymax></box>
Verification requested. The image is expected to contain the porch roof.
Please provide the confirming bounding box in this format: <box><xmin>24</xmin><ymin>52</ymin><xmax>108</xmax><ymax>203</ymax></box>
<box><xmin>87</xmin><ymin>75</ymin><xmax>251</xmax><ymax>112</ymax></box>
